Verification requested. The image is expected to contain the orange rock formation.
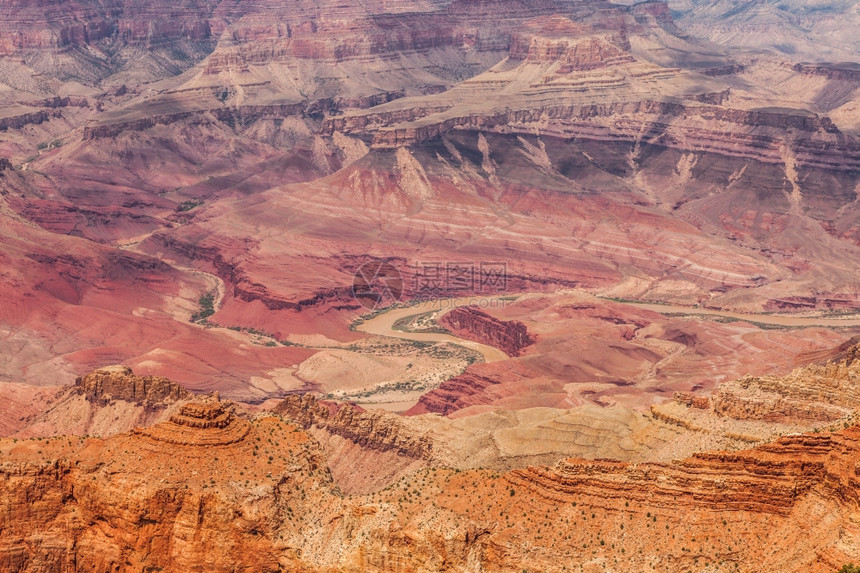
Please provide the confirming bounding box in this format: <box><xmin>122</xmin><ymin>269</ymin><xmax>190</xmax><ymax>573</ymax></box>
<box><xmin>2</xmin><ymin>402</ymin><xmax>860</xmax><ymax>572</ymax></box>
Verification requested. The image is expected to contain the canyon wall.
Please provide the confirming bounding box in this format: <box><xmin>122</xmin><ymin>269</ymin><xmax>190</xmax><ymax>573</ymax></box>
<box><xmin>274</xmin><ymin>393</ymin><xmax>433</xmax><ymax>460</ymax></box>
<box><xmin>441</xmin><ymin>306</ymin><xmax>534</xmax><ymax>356</ymax></box>
<box><xmin>75</xmin><ymin>365</ymin><xmax>190</xmax><ymax>407</ymax></box>
<box><xmin>712</xmin><ymin>344</ymin><xmax>860</xmax><ymax>423</ymax></box>
<box><xmin>2</xmin><ymin>400</ymin><xmax>860</xmax><ymax>572</ymax></box>
<box><xmin>0</xmin><ymin>0</ymin><xmax>217</xmax><ymax>55</ymax></box>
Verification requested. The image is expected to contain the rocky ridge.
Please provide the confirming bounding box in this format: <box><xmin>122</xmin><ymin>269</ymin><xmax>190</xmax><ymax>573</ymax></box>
<box><xmin>2</xmin><ymin>398</ymin><xmax>860</xmax><ymax>571</ymax></box>
<box><xmin>274</xmin><ymin>393</ymin><xmax>433</xmax><ymax>460</ymax></box>
<box><xmin>11</xmin><ymin>366</ymin><xmax>196</xmax><ymax>439</ymax></box>
<box><xmin>75</xmin><ymin>365</ymin><xmax>190</xmax><ymax>407</ymax></box>
<box><xmin>0</xmin><ymin>0</ymin><xmax>217</xmax><ymax>55</ymax></box>
<box><xmin>644</xmin><ymin>341</ymin><xmax>860</xmax><ymax>447</ymax></box>
<box><xmin>440</xmin><ymin>306</ymin><xmax>534</xmax><ymax>356</ymax></box>
<box><xmin>134</xmin><ymin>397</ymin><xmax>251</xmax><ymax>445</ymax></box>
<box><xmin>711</xmin><ymin>340</ymin><xmax>860</xmax><ymax>423</ymax></box>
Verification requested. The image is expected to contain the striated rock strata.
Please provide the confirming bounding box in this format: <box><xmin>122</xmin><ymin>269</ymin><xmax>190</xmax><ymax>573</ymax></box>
<box><xmin>134</xmin><ymin>397</ymin><xmax>250</xmax><ymax>446</ymax></box>
<box><xmin>11</xmin><ymin>367</ymin><xmax>196</xmax><ymax>439</ymax></box>
<box><xmin>712</xmin><ymin>341</ymin><xmax>860</xmax><ymax>423</ymax></box>
<box><xmin>441</xmin><ymin>306</ymin><xmax>534</xmax><ymax>356</ymax></box>
<box><xmin>2</xmin><ymin>409</ymin><xmax>860</xmax><ymax>571</ymax></box>
<box><xmin>274</xmin><ymin>393</ymin><xmax>432</xmax><ymax>460</ymax></box>
<box><xmin>75</xmin><ymin>365</ymin><xmax>190</xmax><ymax>408</ymax></box>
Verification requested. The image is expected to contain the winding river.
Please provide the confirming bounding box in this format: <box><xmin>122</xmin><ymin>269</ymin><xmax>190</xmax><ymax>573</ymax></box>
<box><xmin>355</xmin><ymin>295</ymin><xmax>860</xmax><ymax>367</ymax></box>
<box><xmin>355</xmin><ymin>298</ymin><xmax>510</xmax><ymax>363</ymax></box>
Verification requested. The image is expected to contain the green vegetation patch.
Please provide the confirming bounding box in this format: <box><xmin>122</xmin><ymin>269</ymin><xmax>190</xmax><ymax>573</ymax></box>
<box><xmin>191</xmin><ymin>292</ymin><xmax>216</xmax><ymax>323</ymax></box>
<box><xmin>177</xmin><ymin>200</ymin><xmax>204</xmax><ymax>212</ymax></box>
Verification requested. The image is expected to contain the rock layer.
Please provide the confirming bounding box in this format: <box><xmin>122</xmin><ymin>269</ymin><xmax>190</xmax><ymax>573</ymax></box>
<box><xmin>75</xmin><ymin>365</ymin><xmax>190</xmax><ymax>407</ymax></box>
<box><xmin>274</xmin><ymin>394</ymin><xmax>432</xmax><ymax>460</ymax></box>
<box><xmin>712</xmin><ymin>341</ymin><xmax>860</xmax><ymax>423</ymax></box>
<box><xmin>134</xmin><ymin>397</ymin><xmax>250</xmax><ymax>445</ymax></box>
<box><xmin>441</xmin><ymin>306</ymin><xmax>534</xmax><ymax>356</ymax></box>
<box><xmin>2</xmin><ymin>407</ymin><xmax>860</xmax><ymax>571</ymax></box>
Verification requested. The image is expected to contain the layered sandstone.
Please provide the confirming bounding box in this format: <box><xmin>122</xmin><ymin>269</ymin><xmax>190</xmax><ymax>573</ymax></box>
<box><xmin>2</xmin><ymin>409</ymin><xmax>860</xmax><ymax>571</ymax></box>
<box><xmin>408</xmin><ymin>368</ymin><xmax>502</xmax><ymax>416</ymax></box>
<box><xmin>0</xmin><ymin>414</ymin><xmax>329</xmax><ymax>572</ymax></box>
<box><xmin>134</xmin><ymin>397</ymin><xmax>250</xmax><ymax>445</ymax></box>
<box><xmin>441</xmin><ymin>306</ymin><xmax>534</xmax><ymax>356</ymax></box>
<box><xmin>274</xmin><ymin>393</ymin><xmax>432</xmax><ymax>460</ymax></box>
<box><xmin>0</xmin><ymin>0</ymin><xmax>217</xmax><ymax>55</ymax></box>
<box><xmin>75</xmin><ymin>365</ymin><xmax>190</xmax><ymax>407</ymax></box>
<box><xmin>712</xmin><ymin>342</ymin><xmax>860</xmax><ymax>424</ymax></box>
<box><xmin>12</xmin><ymin>366</ymin><xmax>195</xmax><ymax>439</ymax></box>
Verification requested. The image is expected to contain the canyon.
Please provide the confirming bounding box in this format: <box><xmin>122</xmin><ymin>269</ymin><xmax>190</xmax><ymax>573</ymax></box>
<box><xmin>2</xmin><ymin>348</ymin><xmax>860</xmax><ymax>571</ymax></box>
<box><xmin>1</xmin><ymin>0</ymin><xmax>860</xmax><ymax>570</ymax></box>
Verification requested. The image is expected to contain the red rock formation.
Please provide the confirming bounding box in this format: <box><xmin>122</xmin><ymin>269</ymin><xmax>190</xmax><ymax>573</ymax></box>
<box><xmin>0</xmin><ymin>0</ymin><xmax>217</xmax><ymax>55</ymax></box>
<box><xmin>75</xmin><ymin>365</ymin><xmax>190</xmax><ymax>407</ymax></box>
<box><xmin>509</xmin><ymin>16</ymin><xmax>634</xmax><ymax>70</ymax></box>
<box><xmin>365</xmin><ymin>101</ymin><xmax>851</xmax><ymax>169</ymax></box>
<box><xmin>674</xmin><ymin>391</ymin><xmax>710</xmax><ymax>409</ymax></box>
<box><xmin>135</xmin><ymin>397</ymin><xmax>250</xmax><ymax>445</ymax></box>
<box><xmin>500</xmin><ymin>431</ymin><xmax>860</xmax><ymax>551</ymax></box>
<box><xmin>274</xmin><ymin>394</ymin><xmax>432</xmax><ymax>460</ymax></box>
<box><xmin>441</xmin><ymin>306</ymin><xmax>534</xmax><ymax>356</ymax></box>
<box><xmin>0</xmin><ymin>415</ymin><xmax>324</xmax><ymax>572</ymax></box>
<box><xmin>712</xmin><ymin>343</ymin><xmax>860</xmax><ymax>424</ymax></box>
<box><xmin>407</xmin><ymin>367</ymin><xmax>503</xmax><ymax>416</ymax></box>
<box><xmin>2</xmin><ymin>410</ymin><xmax>860</xmax><ymax>571</ymax></box>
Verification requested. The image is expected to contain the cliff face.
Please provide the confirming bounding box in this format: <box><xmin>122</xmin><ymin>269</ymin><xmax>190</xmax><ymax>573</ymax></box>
<box><xmin>0</xmin><ymin>0</ymin><xmax>217</xmax><ymax>55</ymax></box>
<box><xmin>508</xmin><ymin>17</ymin><xmax>635</xmax><ymax>70</ymax></box>
<box><xmin>361</xmin><ymin>100</ymin><xmax>855</xmax><ymax>173</ymax></box>
<box><xmin>12</xmin><ymin>367</ymin><xmax>195</xmax><ymax>439</ymax></box>
<box><xmin>274</xmin><ymin>393</ymin><xmax>432</xmax><ymax>460</ymax></box>
<box><xmin>75</xmin><ymin>365</ymin><xmax>190</xmax><ymax>407</ymax></box>
<box><xmin>2</xmin><ymin>402</ymin><xmax>860</xmax><ymax>572</ymax></box>
<box><xmin>408</xmin><ymin>368</ymin><xmax>502</xmax><ymax>416</ymax></box>
<box><xmin>508</xmin><ymin>434</ymin><xmax>842</xmax><ymax>516</ymax></box>
<box><xmin>0</xmin><ymin>409</ymin><xmax>326</xmax><ymax>572</ymax></box>
<box><xmin>712</xmin><ymin>342</ymin><xmax>860</xmax><ymax>423</ymax></box>
<box><xmin>441</xmin><ymin>306</ymin><xmax>534</xmax><ymax>356</ymax></box>
<box><xmin>794</xmin><ymin>63</ymin><xmax>860</xmax><ymax>82</ymax></box>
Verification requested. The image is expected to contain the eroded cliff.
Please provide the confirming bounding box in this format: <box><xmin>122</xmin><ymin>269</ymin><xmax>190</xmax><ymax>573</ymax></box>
<box><xmin>2</xmin><ymin>396</ymin><xmax>860</xmax><ymax>572</ymax></box>
<box><xmin>712</xmin><ymin>339</ymin><xmax>860</xmax><ymax>423</ymax></box>
<box><xmin>441</xmin><ymin>306</ymin><xmax>534</xmax><ymax>356</ymax></box>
